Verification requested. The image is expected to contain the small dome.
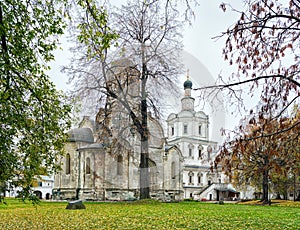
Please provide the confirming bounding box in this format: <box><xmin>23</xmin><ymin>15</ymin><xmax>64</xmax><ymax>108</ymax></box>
<box><xmin>183</xmin><ymin>78</ymin><xmax>192</xmax><ymax>89</ymax></box>
<box><xmin>68</xmin><ymin>128</ymin><xmax>94</xmax><ymax>143</ymax></box>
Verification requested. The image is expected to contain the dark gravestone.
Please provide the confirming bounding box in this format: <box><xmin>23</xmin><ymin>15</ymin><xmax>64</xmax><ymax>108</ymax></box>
<box><xmin>66</xmin><ymin>200</ymin><xmax>86</xmax><ymax>210</ymax></box>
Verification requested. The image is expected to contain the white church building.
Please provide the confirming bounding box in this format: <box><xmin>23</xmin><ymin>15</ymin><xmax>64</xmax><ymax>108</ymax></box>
<box><xmin>166</xmin><ymin>76</ymin><xmax>236</xmax><ymax>200</ymax></box>
<box><xmin>53</xmin><ymin>61</ymin><xmax>238</xmax><ymax>201</ymax></box>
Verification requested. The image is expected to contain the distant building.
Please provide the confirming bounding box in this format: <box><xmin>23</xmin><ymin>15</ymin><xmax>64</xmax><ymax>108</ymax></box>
<box><xmin>32</xmin><ymin>176</ymin><xmax>54</xmax><ymax>200</ymax></box>
<box><xmin>4</xmin><ymin>175</ymin><xmax>54</xmax><ymax>200</ymax></box>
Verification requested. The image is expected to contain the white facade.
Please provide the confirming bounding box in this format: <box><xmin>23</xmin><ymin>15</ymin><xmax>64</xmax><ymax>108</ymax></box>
<box><xmin>4</xmin><ymin>175</ymin><xmax>54</xmax><ymax>199</ymax></box>
<box><xmin>166</xmin><ymin>76</ymin><xmax>233</xmax><ymax>200</ymax></box>
<box><xmin>53</xmin><ymin>117</ymin><xmax>183</xmax><ymax>201</ymax></box>
<box><xmin>52</xmin><ymin>74</ymin><xmax>236</xmax><ymax>201</ymax></box>
<box><xmin>32</xmin><ymin>175</ymin><xmax>54</xmax><ymax>199</ymax></box>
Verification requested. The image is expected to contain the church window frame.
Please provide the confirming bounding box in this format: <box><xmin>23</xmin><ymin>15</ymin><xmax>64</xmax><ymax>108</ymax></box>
<box><xmin>198</xmin><ymin>145</ymin><xmax>203</xmax><ymax>159</ymax></box>
<box><xmin>86</xmin><ymin>157</ymin><xmax>91</xmax><ymax>174</ymax></box>
<box><xmin>207</xmin><ymin>145</ymin><xmax>213</xmax><ymax>161</ymax></box>
<box><xmin>198</xmin><ymin>124</ymin><xmax>202</xmax><ymax>135</ymax></box>
<box><xmin>117</xmin><ymin>155</ymin><xmax>123</xmax><ymax>175</ymax></box>
<box><xmin>66</xmin><ymin>153</ymin><xmax>71</xmax><ymax>175</ymax></box>
<box><xmin>171</xmin><ymin>126</ymin><xmax>174</xmax><ymax>136</ymax></box>
<box><xmin>188</xmin><ymin>171</ymin><xmax>194</xmax><ymax>185</ymax></box>
<box><xmin>188</xmin><ymin>143</ymin><xmax>194</xmax><ymax>158</ymax></box>
<box><xmin>171</xmin><ymin>161</ymin><xmax>176</xmax><ymax>179</ymax></box>
<box><xmin>208</xmin><ymin>180</ymin><xmax>212</xmax><ymax>186</ymax></box>
<box><xmin>197</xmin><ymin>173</ymin><xmax>202</xmax><ymax>184</ymax></box>
<box><xmin>189</xmin><ymin>148</ymin><xmax>192</xmax><ymax>157</ymax></box>
<box><xmin>183</xmin><ymin>124</ymin><xmax>188</xmax><ymax>134</ymax></box>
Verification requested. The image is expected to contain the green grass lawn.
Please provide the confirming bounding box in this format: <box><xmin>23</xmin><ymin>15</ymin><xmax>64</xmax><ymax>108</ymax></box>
<box><xmin>0</xmin><ymin>199</ymin><xmax>299</xmax><ymax>229</ymax></box>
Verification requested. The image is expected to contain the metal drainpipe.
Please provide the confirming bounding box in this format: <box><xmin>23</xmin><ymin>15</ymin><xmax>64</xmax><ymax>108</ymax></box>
<box><xmin>178</xmin><ymin>154</ymin><xmax>180</xmax><ymax>200</ymax></box>
<box><xmin>163</xmin><ymin>153</ymin><xmax>165</xmax><ymax>202</ymax></box>
<box><xmin>127</xmin><ymin>150</ymin><xmax>130</xmax><ymax>195</ymax></box>
<box><xmin>93</xmin><ymin>152</ymin><xmax>95</xmax><ymax>197</ymax></box>
<box><xmin>83</xmin><ymin>151</ymin><xmax>85</xmax><ymax>192</ymax></box>
<box><xmin>77</xmin><ymin>151</ymin><xmax>81</xmax><ymax>200</ymax></box>
<box><xmin>103</xmin><ymin>150</ymin><xmax>106</xmax><ymax>201</ymax></box>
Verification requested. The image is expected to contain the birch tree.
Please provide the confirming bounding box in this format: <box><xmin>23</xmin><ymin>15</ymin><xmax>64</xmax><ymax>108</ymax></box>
<box><xmin>0</xmin><ymin>0</ymin><xmax>71</xmax><ymax>202</ymax></box>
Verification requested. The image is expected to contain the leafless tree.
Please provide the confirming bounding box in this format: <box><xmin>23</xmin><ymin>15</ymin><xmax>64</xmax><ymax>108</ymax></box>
<box><xmin>197</xmin><ymin>0</ymin><xmax>300</xmax><ymax>124</ymax></box>
<box><xmin>197</xmin><ymin>0</ymin><xmax>300</xmax><ymax>202</ymax></box>
<box><xmin>65</xmin><ymin>0</ymin><xmax>198</xmax><ymax>199</ymax></box>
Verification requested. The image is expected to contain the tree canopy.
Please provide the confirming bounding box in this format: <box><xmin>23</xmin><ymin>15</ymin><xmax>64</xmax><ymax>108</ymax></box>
<box><xmin>216</xmin><ymin>110</ymin><xmax>300</xmax><ymax>203</ymax></box>
<box><xmin>198</xmin><ymin>0</ymin><xmax>299</xmax><ymax>115</ymax></box>
<box><xmin>0</xmin><ymin>0</ymin><xmax>71</xmax><ymax>201</ymax></box>
<box><xmin>196</xmin><ymin>0</ymin><xmax>300</xmax><ymax>202</ymax></box>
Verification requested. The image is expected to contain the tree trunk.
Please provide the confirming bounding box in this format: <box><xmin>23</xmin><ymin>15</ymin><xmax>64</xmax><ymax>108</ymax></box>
<box><xmin>261</xmin><ymin>169</ymin><xmax>269</xmax><ymax>204</ymax></box>
<box><xmin>139</xmin><ymin>97</ymin><xmax>150</xmax><ymax>199</ymax></box>
<box><xmin>139</xmin><ymin>45</ymin><xmax>150</xmax><ymax>199</ymax></box>
<box><xmin>296</xmin><ymin>190</ymin><xmax>300</xmax><ymax>201</ymax></box>
<box><xmin>293</xmin><ymin>173</ymin><xmax>296</xmax><ymax>201</ymax></box>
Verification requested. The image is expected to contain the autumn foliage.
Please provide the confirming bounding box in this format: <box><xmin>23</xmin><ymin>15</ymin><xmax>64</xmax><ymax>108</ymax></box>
<box><xmin>217</xmin><ymin>0</ymin><xmax>300</xmax><ymax>112</ymax></box>
<box><xmin>215</xmin><ymin>110</ymin><xmax>300</xmax><ymax>203</ymax></box>
<box><xmin>208</xmin><ymin>0</ymin><xmax>300</xmax><ymax>203</ymax></box>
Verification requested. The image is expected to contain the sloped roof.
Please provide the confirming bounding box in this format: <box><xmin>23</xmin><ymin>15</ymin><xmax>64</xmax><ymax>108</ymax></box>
<box><xmin>78</xmin><ymin>143</ymin><xmax>105</xmax><ymax>151</ymax></box>
<box><xmin>68</xmin><ymin>128</ymin><xmax>94</xmax><ymax>143</ymax></box>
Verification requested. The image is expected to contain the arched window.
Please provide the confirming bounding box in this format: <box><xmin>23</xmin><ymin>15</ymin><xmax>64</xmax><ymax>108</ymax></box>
<box><xmin>188</xmin><ymin>144</ymin><xmax>194</xmax><ymax>158</ymax></box>
<box><xmin>188</xmin><ymin>171</ymin><xmax>194</xmax><ymax>184</ymax></box>
<box><xmin>148</xmin><ymin>159</ymin><xmax>157</xmax><ymax>188</ymax></box>
<box><xmin>117</xmin><ymin>155</ymin><xmax>123</xmax><ymax>175</ymax></box>
<box><xmin>197</xmin><ymin>173</ymin><xmax>202</xmax><ymax>184</ymax></box>
<box><xmin>86</xmin><ymin>157</ymin><xmax>91</xmax><ymax>174</ymax></box>
<box><xmin>66</xmin><ymin>153</ymin><xmax>71</xmax><ymax>175</ymax></box>
<box><xmin>171</xmin><ymin>162</ymin><xmax>175</xmax><ymax>179</ymax></box>
<box><xmin>189</xmin><ymin>148</ymin><xmax>192</xmax><ymax>157</ymax></box>
<box><xmin>198</xmin><ymin>145</ymin><xmax>203</xmax><ymax>159</ymax></box>
<box><xmin>207</xmin><ymin>145</ymin><xmax>212</xmax><ymax>160</ymax></box>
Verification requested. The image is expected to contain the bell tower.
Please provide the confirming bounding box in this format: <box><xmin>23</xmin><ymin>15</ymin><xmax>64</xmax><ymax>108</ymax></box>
<box><xmin>181</xmin><ymin>71</ymin><xmax>195</xmax><ymax>111</ymax></box>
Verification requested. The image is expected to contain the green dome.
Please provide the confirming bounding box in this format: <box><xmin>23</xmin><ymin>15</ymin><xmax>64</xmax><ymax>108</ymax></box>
<box><xmin>184</xmin><ymin>78</ymin><xmax>193</xmax><ymax>89</ymax></box>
